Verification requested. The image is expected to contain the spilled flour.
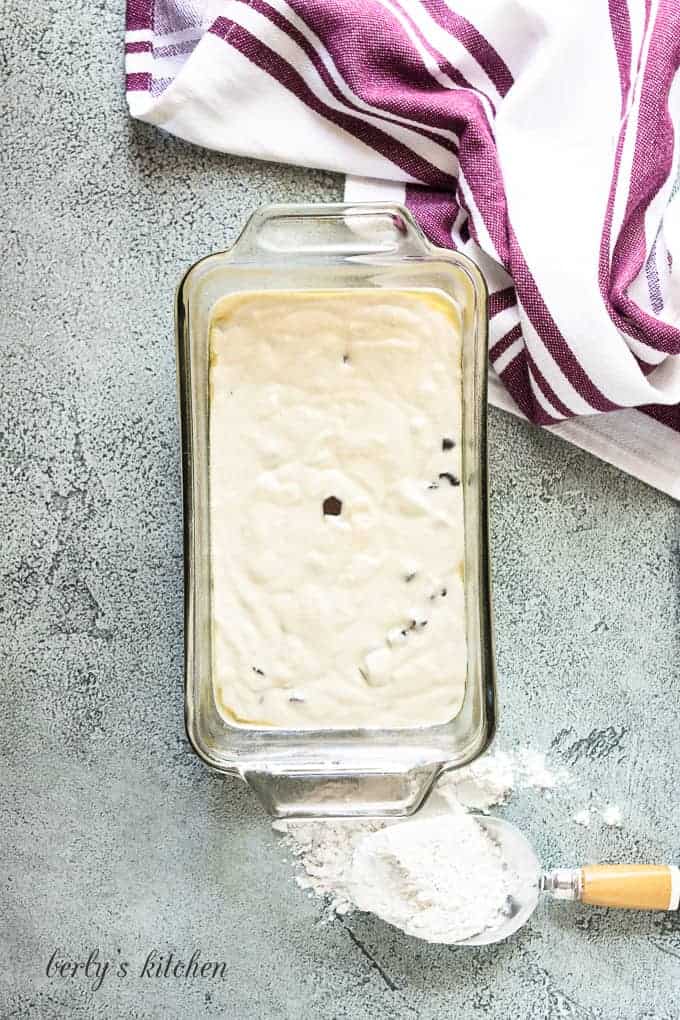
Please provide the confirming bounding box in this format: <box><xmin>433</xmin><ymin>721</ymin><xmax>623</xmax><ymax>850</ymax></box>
<box><xmin>601</xmin><ymin>804</ymin><xmax>623</xmax><ymax>828</ymax></box>
<box><xmin>274</xmin><ymin>748</ymin><xmax>568</xmax><ymax>938</ymax></box>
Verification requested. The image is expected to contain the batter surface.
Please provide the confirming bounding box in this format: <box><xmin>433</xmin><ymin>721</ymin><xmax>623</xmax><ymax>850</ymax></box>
<box><xmin>209</xmin><ymin>289</ymin><xmax>466</xmax><ymax>729</ymax></box>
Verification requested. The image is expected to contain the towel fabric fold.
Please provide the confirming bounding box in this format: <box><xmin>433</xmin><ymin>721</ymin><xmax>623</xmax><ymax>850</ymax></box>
<box><xmin>126</xmin><ymin>0</ymin><xmax>680</xmax><ymax>498</ymax></box>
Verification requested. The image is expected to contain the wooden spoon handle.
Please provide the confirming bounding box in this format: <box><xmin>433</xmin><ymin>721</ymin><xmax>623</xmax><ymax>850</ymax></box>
<box><xmin>580</xmin><ymin>865</ymin><xmax>680</xmax><ymax>911</ymax></box>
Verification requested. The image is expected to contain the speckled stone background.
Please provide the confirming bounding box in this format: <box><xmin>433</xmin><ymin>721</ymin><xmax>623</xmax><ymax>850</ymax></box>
<box><xmin>3</xmin><ymin>5</ymin><xmax>680</xmax><ymax>1019</ymax></box>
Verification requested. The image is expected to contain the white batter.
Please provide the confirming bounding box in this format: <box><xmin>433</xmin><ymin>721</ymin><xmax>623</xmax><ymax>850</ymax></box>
<box><xmin>209</xmin><ymin>289</ymin><xmax>466</xmax><ymax>729</ymax></box>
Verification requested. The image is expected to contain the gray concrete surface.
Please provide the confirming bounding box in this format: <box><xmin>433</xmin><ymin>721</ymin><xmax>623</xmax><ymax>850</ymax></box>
<box><xmin>2</xmin><ymin>4</ymin><xmax>680</xmax><ymax>1019</ymax></box>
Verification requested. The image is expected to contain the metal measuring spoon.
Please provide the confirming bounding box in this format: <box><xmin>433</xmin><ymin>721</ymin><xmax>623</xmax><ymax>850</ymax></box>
<box><xmin>458</xmin><ymin>816</ymin><xmax>680</xmax><ymax>946</ymax></box>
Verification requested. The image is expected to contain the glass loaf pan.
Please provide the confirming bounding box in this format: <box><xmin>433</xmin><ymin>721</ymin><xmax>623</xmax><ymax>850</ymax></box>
<box><xmin>175</xmin><ymin>203</ymin><xmax>495</xmax><ymax>818</ymax></box>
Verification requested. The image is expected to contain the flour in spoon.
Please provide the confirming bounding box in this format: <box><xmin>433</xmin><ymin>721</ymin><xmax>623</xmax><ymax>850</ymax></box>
<box><xmin>349</xmin><ymin>809</ymin><xmax>523</xmax><ymax>943</ymax></box>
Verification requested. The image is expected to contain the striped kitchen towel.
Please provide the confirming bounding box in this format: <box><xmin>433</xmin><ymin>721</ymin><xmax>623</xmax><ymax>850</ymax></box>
<box><xmin>125</xmin><ymin>0</ymin><xmax>680</xmax><ymax>498</ymax></box>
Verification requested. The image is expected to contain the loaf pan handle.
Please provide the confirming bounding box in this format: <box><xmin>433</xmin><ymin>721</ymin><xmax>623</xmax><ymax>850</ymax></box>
<box><xmin>244</xmin><ymin>764</ymin><xmax>441</xmax><ymax>819</ymax></box>
<box><xmin>231</xmin><ymin>202</ymin><xmax>433</xmax><ymax>260</ymax></box>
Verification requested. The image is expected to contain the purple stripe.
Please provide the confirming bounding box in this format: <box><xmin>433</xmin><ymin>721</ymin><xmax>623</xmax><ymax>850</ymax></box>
<box><xmin>409</xmin><ymin>15</ymin><xmax>617</xmax><ymax>411</ymax></box>
<box><xmin>489</xmin><ymin>322</ymin><xmax>521</xmax><ymax>361</ymax></box>
<box><xmin>153</xmin><ymin>7</ymin><xmax>201</xmax><ymax>36</ymax></box>
<box><xmin>494</xmin><ymin>328</ymin><xmax>575</xmax><ymax>423</ymax></box>
<box><xmin>125</xmin><ymin>40</ymin><xmax>151</xmax><ymax>54</ymax></box>
<box><xmin>598</xmin><ymin>0</ymin><xmax>680</xmax><ymax>355</ymax></box>
<box><xmin>639</xmin><ymin>401</ymin><xmax>680</xmax><ymax>433</ymax></box>
<box><xmin>405</xmin><ymin>185</ymin><xmax>459</xmax><ymax>249</ymax></box>
<box><xmin>498</xmin><ymin>351</ymin><xmax>560</xmax><ymax>426</ymax></box>
<box><xmin>645</xmin><ymin>238</ymin><xmax>664</xmax><ymax>314</ymax></box>
<box><xmin>443</xmin><ymin>94</ymin><xmax>619</xmax><ymax>409</ymax></box>
<box><xmin>510</xmin><ymin>245</ymin><xmax>618</xmax><ymax>411</ymax></box>
<box><xmin>250</xmin><ymin>0</ymin><xmax>458</xmax><ymax>157</ymax></box>
<box><xmin>126</xmin><ymin>0</ymin><xmax>153</xmax><ymax>32</ymax></box>
<box><xmin>608</xmin><ymin>0</ymin><xmax>632</xmax><ymax>115</ymax></box>
<box><xmin>528</xmin><ymin>278</ymin><xmax>617</xmax><ymax>410</ymax></box>
<box><xmin>454</xmin><ymin>112</ymin><xmax>619</xmax><ymax>410</ymax></box>
<box><xmin>388</xmin><ymin>0</ymin><xmax>483</xmax><ymax>101</ymax></box>
<box><xmin>282</xmin><ymin>0</ymin><xmax>502</xmax><ymax>258</ymax></box>
<box><xmin>594</xmin><ymin>1</ymin><xmax>666</xmax><ymax>367</ymax></box>
<box><xmin>126</xmin><ymin>72</ymin><xmax>152</xmax><ymax>91</ymax></box>
<box><xmin>421</xmin><ymin>0</ymin><xmax>514</xmax><ymax>97</ymax></box>
<box><xmin>445</xmin><ymin>96</ymin><xmax>509</xmax><ymax>263</ymax></box>
<box><xmin>154</xmin><ymin>39</ymin><xmax>201</xmax><ymax>58</ymax></box>
<box><xmin>497</xmin><ymin>351</ymin><xmax>536</xmax><ymax>420</ymax></box>
<box><xmin>209</xmin><ymin>18</ymin><xmax>453</xmax><ymax>186</ymax></box>
<box><xmin>493</xmin><ymin>326</ymin><xmax>573</xmax><ymax>426</ymax></box>
<box><xmin>597</xmin><ymin>0</ymin><xmax>634</xmax><ymax>329</ymax></box>
<box><xmin>488</xmin><ymin>286</ymin><xmax>516</xmax><ymax>318</ymax></box>
<box><xmin>608</xmin><ymin>0</ymin><xmax>680</xmax><ymax>354</ymax></box>
<box><xmin>283</xmin><ymin>0</ymin><xmax>481</xmax><ymax>141</ymax></box>
<box><xmin>526</xmin><ymin>355</ymin><xmax>573</xmax><ymax>420</ymax></box>
<box><xmin>598</xmin><ymin>0</ymin><xmax>650</xmax><ymax>347</ymax></box>
<box><xmin>151</xmin><ymin>76</ymin><xmax>174</xmax><ymax>97</ymax></box>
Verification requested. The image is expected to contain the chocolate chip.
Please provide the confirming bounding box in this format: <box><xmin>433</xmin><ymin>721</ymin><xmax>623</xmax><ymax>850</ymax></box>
<box><xmin>441</xmin><ymin>587</ymin><xmax>447</xmax><ymax>597</ymax></box>
<box><xmin>252</xmin><ymin>667</ymin><xmax>265</xmax><ymax>676</ymax></box>
<box><xmin>342</xmin><ymin>353</ymin><xmax>350</xmax><ymax>363</ymax></box>
<box><xmin>438</xmin><ymin>472</ymin><xmax>460</xmax><ymax>487</ymax></box>
<box><xmin>442</xmin><ymin>437</ymin><xmax>455</xmax><ymax>451</ymax></box>
<box><xmin>288</xmin><ymin>695</ymin><xmax>305</xmax><ymax>703</ymax></box>
<box><xmin>427</xmin><ymin>482</ymin><xmax>439</xmax><ymax>490</ymax></box>
<box><xmin>323</xmin><ymin>496</ymin><xmax>342</xmax><ymax>516</ymax></box>
<box><xmin>404</xmin><ymin>572</ymin><xmax>416</xmax><ymax>583</ymax></box>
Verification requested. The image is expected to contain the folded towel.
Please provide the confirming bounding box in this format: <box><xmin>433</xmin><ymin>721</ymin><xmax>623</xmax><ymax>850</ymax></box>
<box><xmin>125</xmin><ymin>0</ymin><xmax>680</xmax><ymax>498</ymax></box>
